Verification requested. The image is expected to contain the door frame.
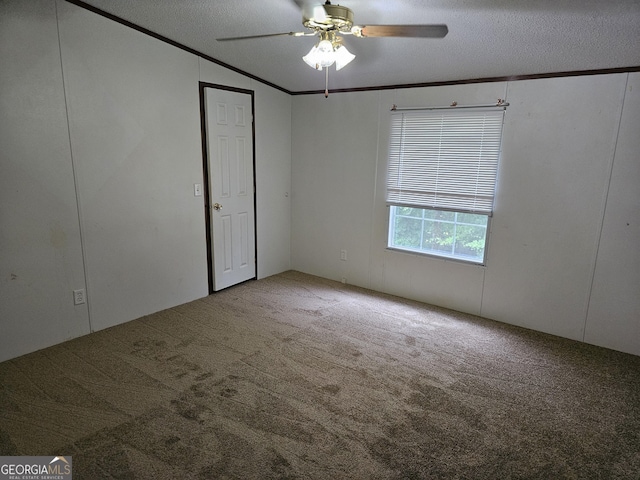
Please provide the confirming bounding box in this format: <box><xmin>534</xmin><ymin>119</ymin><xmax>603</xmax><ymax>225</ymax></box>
<box><xmin>199</xmin><ymin>82</ymin><xmax>257</xmax><ymax>294</ymax></box>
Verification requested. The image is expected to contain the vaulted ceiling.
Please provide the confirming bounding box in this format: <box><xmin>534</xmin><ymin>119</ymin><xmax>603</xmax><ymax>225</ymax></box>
<box><xmin>75</xmin><ymin>0</ymin><xmax>640</xmax><ymax>94</ymax></box>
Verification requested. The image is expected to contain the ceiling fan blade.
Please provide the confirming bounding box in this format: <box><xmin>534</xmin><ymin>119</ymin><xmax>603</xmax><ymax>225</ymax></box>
<box><xmin>358</xmin><ymin>24</ymin><xmax>448</xmax><ymax>38</ymax></box>
<box><xmin>217</xmin><ymin>31</ymin><xmax>314</xmax><ymax>42</ymax></box>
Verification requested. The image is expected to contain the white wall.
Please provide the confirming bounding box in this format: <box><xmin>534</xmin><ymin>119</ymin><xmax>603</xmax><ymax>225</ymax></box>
<box><xmin>584</xmin><ymin>72</ymin><xmax>640</xmax><ymax>354</ymax></box>
<box><xmin>1</xmin><ymin>0</ymin><xmax>90</xmax><ymax>360</ymax></box>
<box><xmin>0</xmin><ymin>0</ymin><xmax>291</xmax><ymax>362</ymax></box>
<box><xmin>57</xmin><ymin>1</ymin><xmax>208</xmax><ymax>332</ymax></box>
<box><xmin>482</xmin><ymin>75</ymin><xmax>627</xmax><ymax>341</ymax></box>
<box><xmin>291</xmin><ymin>90</ymin><xmax>381</xmax><ymax>288</ymax></box>
<box><xmin>251</xmin><ymin>81</ymin><xmax>292</xmax><ymax>278</ymax></box>
<box><xmin>292</xmin><ymin>74</ymin><xmax>640</xmax><ymax>357</ymax></box>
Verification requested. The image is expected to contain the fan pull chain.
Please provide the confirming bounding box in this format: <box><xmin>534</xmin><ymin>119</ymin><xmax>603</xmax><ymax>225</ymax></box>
<box><xmin>325</xmin><ymin>67</ymin><xmax>329</xmax><ymax>98</ymax></box>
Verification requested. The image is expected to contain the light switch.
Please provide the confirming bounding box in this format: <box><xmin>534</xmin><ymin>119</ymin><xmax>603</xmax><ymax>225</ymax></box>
<box><xmin>194</xmin><ymin>183</ymin><xmax>202</xmax><ymax>196</ymax></box>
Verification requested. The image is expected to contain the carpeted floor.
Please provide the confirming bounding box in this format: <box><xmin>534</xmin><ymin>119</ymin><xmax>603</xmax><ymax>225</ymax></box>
<box><xmin>1</xmin><ymin>271</ymin><xmax>639</xmax><ymax>479</ymax></box>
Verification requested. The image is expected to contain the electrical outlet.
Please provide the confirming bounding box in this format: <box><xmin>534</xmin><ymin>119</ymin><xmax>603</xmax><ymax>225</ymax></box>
<box><xmin>73</xmin><ymin>289</ymin><xmax>86</xmax><ymax>305</ymax></box>
<box><xmin>340</xmin><ymin>249</ymin><xmax>347</xmax><ymax>261</ymax></box>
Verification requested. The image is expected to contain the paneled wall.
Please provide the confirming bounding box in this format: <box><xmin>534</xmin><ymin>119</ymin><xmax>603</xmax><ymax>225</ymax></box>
<box><xmin>57</xmin><ymin>1</ymin><xmax>207</xmax><ymax>332</ymax></box>
<box><xmin>1</xmin><ymin>0</ymin><xmax>90</xmax><ymax>358</ymax></box>
<box><xmin>292</xmin><ymin>73</ymin><xmax>640</xmax><ymax>356</ymax></box>
<box><xmin>0</xmin><ymin>0</ymin><xmax>292</xmax><ymax>362</ymax></box>
<box><xmin>584</xmin><ymin>74</ymin><xmax>640</xmax><ymax>355</ymax></box>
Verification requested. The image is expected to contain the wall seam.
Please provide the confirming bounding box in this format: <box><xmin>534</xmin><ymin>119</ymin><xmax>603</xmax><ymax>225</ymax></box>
<box><xmin>480</xmin><ymin>80</ymin><xmax>511</xmax><ymax>318</ymax></box>
<box><xmin>368</xmin><ymin>90</ymin><xmax>384</xmax><ymax>290</ymax></box>
<box><xmin>582</xmin><ymin>73</ymin><xmax>629</xmax><ymax>342</ymax></box>
<box><xmin>54</xmin><ymin>0</ymin><xmax>94</xmax><ymax>332</ymax></box>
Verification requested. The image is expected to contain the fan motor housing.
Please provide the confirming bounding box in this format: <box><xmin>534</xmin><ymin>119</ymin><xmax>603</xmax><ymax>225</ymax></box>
<box><xmin>303</xmin><ymin>4</ymin><xmax>354</xmax><ymax>32</ymax></box>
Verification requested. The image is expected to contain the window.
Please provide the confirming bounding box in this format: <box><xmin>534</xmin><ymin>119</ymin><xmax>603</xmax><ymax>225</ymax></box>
<box><xmin>389</xmin><ymin>207</ymin><xmax>489</xmax><ymax>263</ymax></box>
<box><xmin>386</xmin><ymin>107</ymin><xmax>505</xmax><ymax>264</ymax></box>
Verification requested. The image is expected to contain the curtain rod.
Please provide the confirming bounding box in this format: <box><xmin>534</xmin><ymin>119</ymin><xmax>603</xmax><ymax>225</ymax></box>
<box><xmin>390</xmin><ymin>99</ymin><xmax>509</xmax><ymax>111</ymax></box>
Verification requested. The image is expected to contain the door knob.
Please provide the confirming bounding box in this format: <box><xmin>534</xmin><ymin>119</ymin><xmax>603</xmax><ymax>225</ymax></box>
<box><xmin>212</xmin><ymin>203</ymin><xmax>223</xmax><ymax>211</ymax></box>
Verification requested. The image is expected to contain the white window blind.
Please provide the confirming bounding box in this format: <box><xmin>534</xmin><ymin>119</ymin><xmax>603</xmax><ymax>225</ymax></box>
<box><xmin>386</xmin><ymin>108</ymin><xmax>504</xmax><ymax>215</ymax></box>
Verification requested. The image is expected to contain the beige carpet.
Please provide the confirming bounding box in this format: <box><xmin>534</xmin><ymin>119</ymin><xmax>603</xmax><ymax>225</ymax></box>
<box><xmin>1</xmin><ymin>271</ymin><xmax>639</xmax><ymax>479</ymax></box>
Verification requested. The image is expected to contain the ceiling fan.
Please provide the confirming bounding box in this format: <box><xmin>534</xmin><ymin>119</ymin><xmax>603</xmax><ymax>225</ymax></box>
<box><xmin>217</xmin><ymin>0</ymin><xmax>448</xmax><ymax>96</ymax></box>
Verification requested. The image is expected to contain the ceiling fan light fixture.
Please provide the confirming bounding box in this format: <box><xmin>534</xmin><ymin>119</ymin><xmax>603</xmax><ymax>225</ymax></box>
<box><xmin>302</xmin><ymin>33</ymin><xmax>355</xmax><ymax>71</ymax></box>
<box><xmin>302</xmin><ymin>44</ymin><xmax>324</xmax><ymax>70</ymax></box>
<box><xmin>302</xmin><ymin>39</ymin><xmax>335</xmax><ymax>69</ymax></box>
<box><xmin>334</xmin><ymin>44</ymin><xmax>355</xmax><ymax>71</ymax></box>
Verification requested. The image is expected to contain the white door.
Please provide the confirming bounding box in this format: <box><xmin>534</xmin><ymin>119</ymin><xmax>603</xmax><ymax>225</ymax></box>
<box><xmin>205</xmin><ymin>87</ymin><xmax>256</xmax><ymax>291</ymax></box>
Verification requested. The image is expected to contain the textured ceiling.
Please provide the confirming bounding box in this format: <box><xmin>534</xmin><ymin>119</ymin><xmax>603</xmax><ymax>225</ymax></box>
<box><xmin>76</xmin><ymin>0</ymin><xmax>640</xmax><ymax>93</ymax></box>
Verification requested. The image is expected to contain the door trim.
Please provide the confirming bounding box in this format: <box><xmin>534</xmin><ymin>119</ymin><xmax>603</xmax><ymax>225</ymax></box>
<box><xmin>199</xmin><ymin>82</ymin><xmax>257</xmax><ymax>294</ymax></box>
